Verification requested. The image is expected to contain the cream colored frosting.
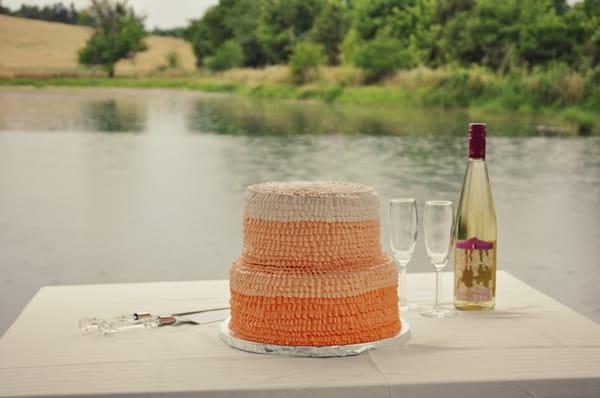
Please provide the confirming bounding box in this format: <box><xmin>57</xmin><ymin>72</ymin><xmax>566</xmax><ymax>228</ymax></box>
<box><xmin>244</xmin><ymin>181</ymin><xmax>380</xmax><ymax>222</ymax></box>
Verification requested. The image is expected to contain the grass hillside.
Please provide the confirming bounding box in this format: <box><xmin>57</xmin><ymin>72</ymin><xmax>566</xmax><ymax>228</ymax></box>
<box><xmin>0</xmin><ymin>15</ymin><xmax>196</xmax><ymax>77</ymax></box>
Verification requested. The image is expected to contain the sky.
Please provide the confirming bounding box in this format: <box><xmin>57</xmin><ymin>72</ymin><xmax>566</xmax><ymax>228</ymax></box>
<box><xmin>3</xmin><ymin>0</ymin><xmax>219</xmax><ymax>29</ymax></box>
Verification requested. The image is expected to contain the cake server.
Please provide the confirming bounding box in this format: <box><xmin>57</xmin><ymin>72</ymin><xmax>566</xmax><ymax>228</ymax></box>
<box><xmin>79</xmin><ymin>307</ymin><xmax>230</xmax><ymax>335</ymax></box>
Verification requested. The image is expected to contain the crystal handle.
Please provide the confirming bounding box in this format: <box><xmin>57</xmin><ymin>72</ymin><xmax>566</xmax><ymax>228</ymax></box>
<box><xmin>79</xmin><ymin>308</ymin><xmax>228</xmax><ymax>335</ymax></box>
<box><xmin>79</xmin><ymin>313</ymin><xmax>162</xmax><ymax>335</ymax></box>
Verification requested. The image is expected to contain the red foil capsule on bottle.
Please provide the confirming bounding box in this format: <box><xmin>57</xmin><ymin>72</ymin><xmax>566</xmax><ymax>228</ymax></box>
<box><xmin>468</xmin><ymin>123</ymin><xmax>486</xmax><ymax>159</ymax></box>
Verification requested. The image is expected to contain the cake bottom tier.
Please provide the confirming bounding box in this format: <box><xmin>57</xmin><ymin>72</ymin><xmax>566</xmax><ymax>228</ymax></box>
<box><xmin>229</xmin><ymin>285</ymin><xmax>400</xmax><ymax>346</ymax></box>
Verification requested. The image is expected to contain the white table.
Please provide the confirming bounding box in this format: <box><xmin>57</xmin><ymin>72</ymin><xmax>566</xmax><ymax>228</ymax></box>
<box><xmin>1</xmin><ymin>271</ymin><xmax>599</xmax><ymax>398</ymax></box>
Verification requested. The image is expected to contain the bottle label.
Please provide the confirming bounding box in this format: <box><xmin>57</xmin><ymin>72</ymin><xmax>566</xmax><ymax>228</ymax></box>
<box><xmin>455</xmin><ymin>237</ymin><xmax>495</xmax><ymax>302</ymax></box>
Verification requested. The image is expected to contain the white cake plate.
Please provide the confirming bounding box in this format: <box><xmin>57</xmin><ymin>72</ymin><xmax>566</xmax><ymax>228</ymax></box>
<box><xmin>219</xmin><ymin>316</ymin><xmax>410</xmax><ymax>357</ymax></box>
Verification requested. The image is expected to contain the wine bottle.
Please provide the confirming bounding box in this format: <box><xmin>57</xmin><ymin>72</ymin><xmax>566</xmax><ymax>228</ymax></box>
<box><xmin>454</xmin><ymin>123</ymin><xmax>497</xmax><ymax>310</ymax></box>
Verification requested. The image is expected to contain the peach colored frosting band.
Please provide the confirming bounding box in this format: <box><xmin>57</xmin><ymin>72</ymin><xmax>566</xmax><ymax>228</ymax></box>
<box><xmin>242</xmin><ymin>218</ymin><xmax>382</xmax><ymax>269</ymax></box>
<box><xmin>230</xmin><ymin>255</ymin><xmax>397</xmax><ymax>298</ymax></box>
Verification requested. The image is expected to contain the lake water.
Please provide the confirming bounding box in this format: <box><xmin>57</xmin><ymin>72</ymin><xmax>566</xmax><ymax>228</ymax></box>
<box><xmin>0</xmin><ymin>87</ymin><xmax>598</xmax><ymax>334</ymax></box>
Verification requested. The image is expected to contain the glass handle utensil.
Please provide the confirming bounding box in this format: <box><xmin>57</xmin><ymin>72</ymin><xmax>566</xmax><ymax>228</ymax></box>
<box><xmin>79</xmin><ymin>312</ymin><xmax>171</xmax><ymax>335</ymax></box>
<box><xmin>79</xmin><ymin>313</ymin><xmax>136</xmax><ymax>331</ymax></box>
<box><xmin>79</xmin><ymin>307</ymin><xmax>230</xmax><ymax>335</ymax></box>
<box><xmin>79</xmin><ymin>318</ymin><xmax>160</xmax><ymax>335</ymax></box>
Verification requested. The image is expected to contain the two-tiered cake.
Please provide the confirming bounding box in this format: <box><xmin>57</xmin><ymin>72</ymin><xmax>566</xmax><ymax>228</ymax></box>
<box><xmin>229</xmin><ymin>181</ymin><xmax>400</xmax><ymax>346</ymax></box>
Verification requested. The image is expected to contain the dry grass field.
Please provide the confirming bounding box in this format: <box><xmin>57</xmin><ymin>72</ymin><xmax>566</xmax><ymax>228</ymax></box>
<box><xmin>0</xmin><ymin>15</ymin><xmax>197</xmax><ymax>77</ymax></box>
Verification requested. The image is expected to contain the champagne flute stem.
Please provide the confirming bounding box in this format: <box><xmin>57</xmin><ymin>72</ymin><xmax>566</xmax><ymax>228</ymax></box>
<box><xmin>435</xmin><ymin>268</ymin><xmax>441</xmax><ymax>310</ymax></box>
<box><xmin>399</xmin><ymin>263</ymin><xmax>408</xmax><ymax>307</ymax></box>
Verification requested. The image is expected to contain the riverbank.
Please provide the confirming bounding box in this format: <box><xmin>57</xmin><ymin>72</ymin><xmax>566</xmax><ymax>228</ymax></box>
<box><xmin>1</xmin><ymin>65</ymin><xmax>598</xmax><ymax>135</ymax></box>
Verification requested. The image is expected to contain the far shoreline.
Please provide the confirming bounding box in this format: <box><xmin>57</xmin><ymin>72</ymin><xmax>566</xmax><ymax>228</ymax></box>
<box><xmin>1</xmin><ymin>74</ymin><xmax>597</xmax><ymax>136</ymax></box>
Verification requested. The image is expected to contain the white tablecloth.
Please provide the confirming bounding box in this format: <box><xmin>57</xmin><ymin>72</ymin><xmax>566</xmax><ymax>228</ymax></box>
<box><xmin>1</xmin><ymin>271</ymin><xmax>599</xmax><ymax>397</ymax></box>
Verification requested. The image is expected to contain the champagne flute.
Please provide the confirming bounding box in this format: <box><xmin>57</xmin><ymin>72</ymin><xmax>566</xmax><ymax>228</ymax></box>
<box><xmin>420</xmin><ymin>200</ymin><xmax>457</xmax><ymax>318</ymax></box>
<box><xmin>389</xmin><ymin>198</ymin><xmax>420</xmax><ymax>311</ymax></box>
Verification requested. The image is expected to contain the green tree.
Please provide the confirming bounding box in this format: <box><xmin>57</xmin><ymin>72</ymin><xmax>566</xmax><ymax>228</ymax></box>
<box><xmin>186</xmin><ymin>0</ymin><xmax>266</xmax><ymax>67</ymax></box>
<box><xmin>187</xmin><ymin>6</ymin><xmax>229</xmax><ymax>67</ymax></box>
<box><xmin>0</xmin><ymin>1</ymin><xmax>94</xmax><ymax>25</ymax></box>
<box><xmin>430</xmin><ymin>0</ymin><xmax>475</xmax><ymax>64</ymax></box>
<box><xmin>440</xmin><ymin>1</ymin><xmax>520</xmax><ymax>69</ymax></box>
<box><xmin>351</xmin><ymin>36</ymin><xmax>410</xmax><ymax>81</ymax></box>
<box><xmin>440</xmin><ymin>0</ymin><xmax>585</xmax><ymax>70</ymax></box>
<box><xmin>289</xmin><ymin>41</ymin><xmax>325</xmax><ymax>83</ymax></box>
<box><xmin>257</xmin><ymin>0</ymin><xmax>324</xmax><ymax>64</ymax></box>
<box><xmin>78</xmin><ymin>0</ymin><xmax>146</xmax><ymax>77</ymax></box>
<box><xmin>572</xmin><ymin>0</ymin><xmax>600</xmax><ymax>67</ymax></box>
<box><xmin>0</xmin><ymin>1</ymin><xmax>10</xmax><ymax>15</ymax></box>
<box><xmin>183</xmin><ymin>0</ymin><xmax>595</xmax><ymax>75</ymax></box>
<box><xmin>204</xmin><ymin>40</ymin><xmax>244</xmax><ymax>70</ymax></box>
<box><xmin>402</xmin><ymin>0</ymin><xmax>437</xmax><ymax>66</ymax></box>
<box><xmin>433</xmin><ymin>0</ymin><xmax>475</xmax><ymax>25</ymax></box>
<box><xmin>518</xmin><ymin>3</ymin><xmax>577</xmax><ymax>66</ymax></box>
<box><xmin>311</xmin><ymin>0</ymin><xmax>350</xmax><ymax>65</ymax></box>
<box><xmin>343</xmin><ymin>0</ymin><xmax>436</xmax><ymax>69</ymax></box>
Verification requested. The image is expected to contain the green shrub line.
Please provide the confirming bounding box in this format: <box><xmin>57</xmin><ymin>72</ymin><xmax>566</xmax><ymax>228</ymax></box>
<box><xmin>0</xmin><ymin>68</ymin><xmax>597</xmax><ymax>135</ymax></box>
<box><xmin>186</xmin><ymin>0</ymin><xmax>598</xmax><ymax>77</ymax></box>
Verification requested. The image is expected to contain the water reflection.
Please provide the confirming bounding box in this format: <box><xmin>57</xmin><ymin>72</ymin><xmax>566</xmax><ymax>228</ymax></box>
<box><xmin>80</xmin><ymin>100</ymin><xmax>144</xmax><ymax>132</ymax></box>
<box><xmin>187</xmin><ymin>95</ymin><xmax>554</xmax><ymax>137</ymax></box>
<box><xmin>0</xmin><ymin>86</ymin><xmax>577</xmax><ymax>137</ymax></box>
<box><xmin>0</xmin><ymin>88</ymin><xmax>147</xmax><ymax>133</ymax></box>
<box><xmin>187</xmin><ymin>96</ymin><xmax>465</xmax><ymax>136</ymax></box>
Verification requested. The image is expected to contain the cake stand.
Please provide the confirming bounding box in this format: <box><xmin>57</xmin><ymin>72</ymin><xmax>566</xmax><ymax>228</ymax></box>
<box><xmin>219</xmin><ymin>317</ymin><xmax>410</xmax><ymax>358</ymax></box>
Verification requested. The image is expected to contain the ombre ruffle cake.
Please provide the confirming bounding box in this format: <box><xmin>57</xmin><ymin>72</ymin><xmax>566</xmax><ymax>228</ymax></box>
<box><xmin>229</xmin><ymin>181</ymin><xmax>400</xmax><ymax>346</ymax></box>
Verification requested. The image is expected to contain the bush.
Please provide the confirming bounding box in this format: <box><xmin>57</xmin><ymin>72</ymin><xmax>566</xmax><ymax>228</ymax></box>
<box><xmin>526</xmin><ymin>64</ymin><xmax>585</xmax><ymax>106</ymax></box>
<box><xmin>289</xmin><ymin>42</ymin><xmax>325</xmax><ymax>84</ymax></box>
<box><xmin>350</xmin><ymin>36</ymin><xmax>412</xmax><ymax>82</ymax></box>
<box><xmin>583</xmin><ymin>65</ymin><xmax>600</xmax><ymax>109</ymax></box>
<box><xmin>204</xmin><ymin>40</ymin><xmax>244</xmax><ymax>71</ymax></box>
<box><xmin>165</xmin><ymin>51</ymin><xmax>181</xmax><ymax>69</ymax></box>
<box><xmin>562</xmin><ymin>107</ymin><xmax>595</xmax><ymax>136</ymax></box>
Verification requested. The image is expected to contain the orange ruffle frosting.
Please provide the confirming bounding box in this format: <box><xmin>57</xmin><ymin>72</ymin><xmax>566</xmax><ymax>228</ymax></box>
<box><xmin>229</xmin><ymin>286</ymin><xmax>400</xmax><ymax>346</ymax></box>
<box><xmin>229</xmin><ymin>181</ymin><xmax>400</xmax><ymax>346</ymax></box>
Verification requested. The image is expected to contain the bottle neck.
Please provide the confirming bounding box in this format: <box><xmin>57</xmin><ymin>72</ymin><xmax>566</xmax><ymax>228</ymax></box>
<box><xmin>468</xmin><ymin>123</ymin><xmax>486</xmax><ymax>160</ymax></box>
<box><xmin>468</xmin><ymin>157</ymin><xmax>486</xmax><ymax>163</ymax></box>
<box><xmin>468</xmin><ymin>135</ymin><xmax>485</xmax><ymax>159</ymax></box>
<box><xmin>464</xmin><ymin>159</ymin><xmax>491</xmax><ymax>192</ymax></box>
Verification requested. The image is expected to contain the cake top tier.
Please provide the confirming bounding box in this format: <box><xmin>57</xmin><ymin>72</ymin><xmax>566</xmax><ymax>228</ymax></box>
<box><xmin>248</xmin><ymin>181</ymin><xmax>375</xmax><ymax>198</ymax></box>
<box><xmin>244</xmin><ymin>181</ymin><xmax>380</xmax><ymax>222</ymax></box>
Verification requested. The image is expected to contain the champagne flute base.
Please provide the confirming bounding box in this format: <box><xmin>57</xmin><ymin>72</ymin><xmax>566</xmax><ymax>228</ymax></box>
<box><xmin>420</xmin><ymin>306</ymin><xmax>457</xmax><ymax>318</ymax></box>
<box><xmin>399</xmin><ymin>302</ymin><xmax>422</xmax><ymax>312</ymax></box>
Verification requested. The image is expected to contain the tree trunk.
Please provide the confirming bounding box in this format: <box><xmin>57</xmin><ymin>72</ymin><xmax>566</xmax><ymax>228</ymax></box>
<box><xmin>107</xmin><ymin>65</ymin><xmax>115</xmax><ymax>78</ymax></box>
